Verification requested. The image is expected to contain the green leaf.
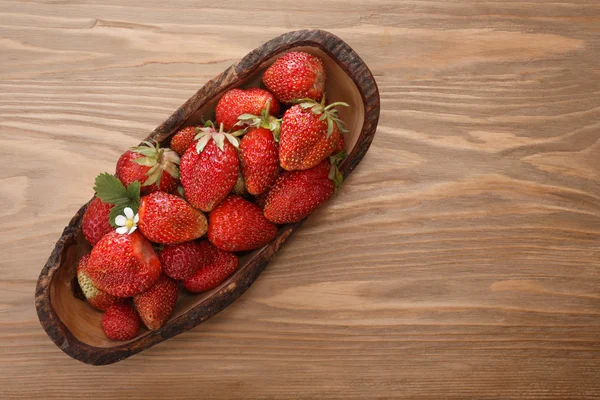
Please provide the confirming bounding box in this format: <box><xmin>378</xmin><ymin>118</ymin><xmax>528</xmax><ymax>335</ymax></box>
<box><xmin>177</xmin><ymin>185</ymin><xmax>185</xmax><ymax>198</ymax></box>
<box><xmin>196</xmin><ymin>135</ymin><xmax>211</xmax><ymax>153</ymax></box>
<box><xmin>93</xmin><ymin>172</ymin><xmax>141</xmax><ymax>226</ymax></box>
<box><xmin>326</xmin><ymin>118</ymin><xmax>334</xmax><ymax>139</ymax></box>
<box><xmin>213</xmin><ymin>132</ymin><xmax>225</xmax><ymax>151</ymax></box>
<box><xmin>324</xmin><ymin>101</ymin><xmax>350</xmax><ymax>111</ymax></box>
<box><xmin>224</xmin><ymin>133</ymin><xmax>239</xmax><ymax>148</ymax></box>
<box><xmin>132</xmin><ymin>157</ymin><xmax>156</xmax><ymax>167</ymax></box>
<box><xmin>164</xmin><ymin>163</ymin><xmax>180</xmax><ymax>179</ymax></box>
<box><xmin>94</xmin><ymin>173</ymin><xmax>128</xmax><ymax>205</ymax></box>
<box><xmin>125</xmin><ymin>181</ymin><xmax>141</xmax><ymax>207</ymax></box>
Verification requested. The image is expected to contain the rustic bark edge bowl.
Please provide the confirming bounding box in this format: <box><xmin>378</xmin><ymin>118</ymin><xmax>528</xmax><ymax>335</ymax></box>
<box><xmin>35</xmin><ymin>29</ymin><xmax>380</xmax><ymax>365</ymax></box>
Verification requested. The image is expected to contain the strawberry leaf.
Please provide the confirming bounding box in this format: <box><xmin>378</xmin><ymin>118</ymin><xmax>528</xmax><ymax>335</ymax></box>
<box><xmin>195</xmin><ymin>134</ymin><xmax>211</xmax><ymax>153</ymax></box>
<box><xmin>94</xmin><ymin>173</ymin><xmax>128</xmax><ymax>205</ymax></box>
<box><xmin>94</xmin><ymin>173</ymin><xmax>141</xmax><ymax>227</ymax></box>
<box><xmin>326</xmin><ymin>118</ymin><xmax>334</xmax><ymax>138</ymax></box>
<box><xmin>132</xmin><ymin>157</ymin><xmax>155</xmax><ymax>167</ymax></box>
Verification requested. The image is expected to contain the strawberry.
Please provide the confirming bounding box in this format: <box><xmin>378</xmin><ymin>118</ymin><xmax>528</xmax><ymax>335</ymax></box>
<box><xmin>133</xmin><ymin>275</ymin><xmax>178</xmax><ymax>330</ymax></box>
<box><xmin>279</xmin><ymin>97</ymin><xmax>348</xmax><ymax>171</ymax></box>
<box><xmin>262</xmin><ymin>51</ymin><xmax>326</xmax><ymax>103</ymax></box>
<box><xmin>77</xmin><ymin>254</ymin><xmax>125</xmax><ymax>310</ymax></box>
<box><xmin>239</xmin><ymin>127</ymin><xmax>280</xmax><ymax>195</ymax></box>
<box><xmin>82</xmin><ymin>197</ymin><xmax>114</xmax><ymax>246</ymax></box>
<box><xmin>264</xmin><ymin>154</ymin><xmax>345</xmax><ymax>224</ymax></box>
<box><xmin>158</xmin><ymin>241</ymin><xmax>203</xmax><ymax>281</ymax></box>
<box><xmin>116</xmin><ymin>140</ymin><xmax>180</xmax><ymax>195</ymax></box>
<box><xmin>215</xmin><ymin>88</ymin><xmax>280</xmax><ymax>132</ymax></box>
<box><xmin>183</xmin><ymin>240</ymin><xmax>238</xmax><ymax>293</ymax></box>
<box><xmin>86</xmin><ymin>230</ymin><xmax>161</xmax><ymax>297</ymax></box>
<box><xmin>102</xmin><ymin>303</ymin><xmax>140</xmax><ymax>341</ymax></box>
<box><xmin>334</xmin><ymin>133</ymin><xmax>345</xmax><ymax>153</ymax></box>
<box><xmin>138</xmin><ymin>191</ymin><xmax>207</xmax><ymax>244</ymax></box>
<box><xmin>208</xmin><ymin>195</ymin><xmax>278</xmax><ymax>252</ymax></box>
<box><xmin>170</xmin><ymin>126</ymin><xmax>198</xmax><ymax>156</ymax></box>
<box><xmin>180</xmin><ymin>123</ymin><xmax>240</xmax><ymax>212</ymax></box>
<box><xmin>236</xmin><ymin>105</ymin><xmax>281</xmax><ymax>195</ymax></box>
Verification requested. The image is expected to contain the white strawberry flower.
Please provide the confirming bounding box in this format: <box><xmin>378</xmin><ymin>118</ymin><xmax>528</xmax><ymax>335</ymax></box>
<box><xmin>115</xmin><ymin>207</ymin><xmax>139</xmax><ymax>235</ymax></box>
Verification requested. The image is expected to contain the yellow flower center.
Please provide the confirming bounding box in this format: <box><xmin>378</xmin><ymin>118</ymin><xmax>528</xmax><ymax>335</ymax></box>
<box><xmin>125</xmin><ymin>219</ymin><xmax>135</xmax><ymax>229</ymax></box>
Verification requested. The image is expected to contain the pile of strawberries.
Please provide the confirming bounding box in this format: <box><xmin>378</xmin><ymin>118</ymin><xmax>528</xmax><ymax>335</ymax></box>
<box><xmin>77</xmin><ymin>51</ymin><xmax>350</xmax><ymax>341</ymax></box>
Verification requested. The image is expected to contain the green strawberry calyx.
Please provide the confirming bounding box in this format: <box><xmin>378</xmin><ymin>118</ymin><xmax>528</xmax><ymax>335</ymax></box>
<box><xmin>236</xmin><ymin>101</ymin><xmax>282</xmax><ymax>142</ymax></box>
<box><xmin>93</xmin><ymin>172</ymin><xmax>141</xmax><ymax>228</ymax></box>
<box><xmin>130</xmin><ymin>140</ymin><xmax>180</xmax><ymax>189</ymax></box>
<box><xmin>194</xmin><ymin>122</ymin><xmax>244</xmax><ymax>153</ymax></box>
<box><xmin>292</xmin><ymin>94</ymin><xmax>349</xmax><ymax>139</ymax></box>
<box><xmin>328</xmin><ymin>150</ymin><xmax>348</xmax><ymax>192</ymax></box>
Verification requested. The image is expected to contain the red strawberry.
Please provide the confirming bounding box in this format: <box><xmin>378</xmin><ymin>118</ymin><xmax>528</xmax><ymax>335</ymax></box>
<box><xmin>86</xmin><ymin>230</ymin><xmax>161</xmax><ymax>297</ymax></box>
<box><xmin>170</xmin><ymin>126</ymin><xmax>198</xmax><ymax>156</ymax></box>
<box><xmin>208</xmin><ymin>195</ymin><xmax>278</xmax><ymax>252</ymax></box>
<box><xmin>116</xmin><ymin>140</ymin><xmax>180</xmax><ymax>195</ymax></box>
<box><xmin>215</xmin><ymin>88</ymin><xmax>280</xmax><ymax>132</ymax></box>
<box><xmin>77</xmin><ymin>254</ymin><xmax>125</xmax><ymax>310</ymax></box>
<box><xmin>133</xmin><ymin>275</ymin><xmax>178</xmax><ymax>330</ymax></box>
<box><xmin>279</xmin><ymin>98</ymin><xmax>348</xmax><ymax>171</ymax></box>
<box><xmin>82</xmin><ymin>197</ymin><xmax>114</xmax><ymax>246</ymax></box>
<box><xmin>183</xmin><ymin>240</ymin><xmax>238</xmax><ymax>293</ymax></box>
<box><xmin>263</xmin><ymin>52</ymin><xmax>326</xmax><ymax>103</ymax></box>
<box><xmin>138</xmin><ymin>191</ymin><xmax>207</xmax><ymax>244</ymax></box>
<box><xmin>102</xmin><ymin>303</ymin><xmax>140</xmax><ymax>341</ymax></box>
<box><xmin>264</xmin><ymin>157</ymin><xmax>345</xmax><ymax>224</ymax></box>
<box><xmin>334</xmin><ymin>133</ymin><xmax>345</xmax><ymax>153</ymax></box>
<box><xmin>180</xmin><ymin>124</ymin><xmax>240</xmax><ymax>212</ymax></box>
<box><xmin>240</xmin><ymin>127</ymin><xmax>280</xmax><ymax>195</ymax></box>
<box><xmin>158</xmin><ymin>241</ymin><xmax>203</xmax><ymax>281</ymax></box>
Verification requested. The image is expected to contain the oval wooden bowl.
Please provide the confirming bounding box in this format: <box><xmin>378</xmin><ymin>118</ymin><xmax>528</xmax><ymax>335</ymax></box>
<box><xmin>35</xmin><ymin>29</ymin><xmax>380</xmax><ymax>365</ymax></box>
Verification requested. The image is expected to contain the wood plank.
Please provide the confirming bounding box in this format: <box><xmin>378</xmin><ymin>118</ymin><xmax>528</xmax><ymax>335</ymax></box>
<box><xmin>1</xmin><ymin>0</ymin><xmax>599</xmax><ymax>398</ymax></box>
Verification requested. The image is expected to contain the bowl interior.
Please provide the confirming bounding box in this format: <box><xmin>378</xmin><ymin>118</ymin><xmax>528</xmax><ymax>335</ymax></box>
<box><xmin>50</xmin><ymin>45</ymin><xmax>366</xmax><ymax>348</ymax></box>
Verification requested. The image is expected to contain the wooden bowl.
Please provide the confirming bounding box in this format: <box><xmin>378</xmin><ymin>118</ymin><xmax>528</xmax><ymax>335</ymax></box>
<box><xmin>35</xmin><ymin>29</ymin><xmax>380</xmax><ymax>365</ymax></box>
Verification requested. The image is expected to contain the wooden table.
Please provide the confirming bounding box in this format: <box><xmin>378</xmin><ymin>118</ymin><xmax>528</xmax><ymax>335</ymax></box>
<box><xmin>1</xmin><ymin>1</ymin><xmax>599</xmax><ymax>398</ymax></box>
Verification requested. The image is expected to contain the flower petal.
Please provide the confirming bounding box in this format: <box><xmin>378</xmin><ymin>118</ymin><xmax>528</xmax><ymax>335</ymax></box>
<box><xmin>128</xmin><ymin>226</ymin><xmax>137</xmax><ymax>235</ymax></box>
<box><xmin>124</xmin><ymin>207</ymin><xmax>134</xmax><ymax>219</ymax></box>
<box><xmin>116</xmin><ymin>226</ymin><xmax>128</xmax><ymax>234</ymax></box>
<box><xmin>133</xmin><ymin>214</ymin><xmax>139</xmax><ymax>223</ymax></box>
<box><xmin>115</xmin><ymin>215</ymin><xmax>127</xmax><ymax>226</ymax></box>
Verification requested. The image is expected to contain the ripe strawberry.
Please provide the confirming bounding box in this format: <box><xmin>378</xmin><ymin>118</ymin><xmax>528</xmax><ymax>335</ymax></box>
<box><xmin>170</xmin><ymin>126</ymin><xmax>198</xmax><ymax>155</ymax></box>
<box><xmin>183</xmin><ymin>240</ymin><xmax>238</xmax><ymax>293</ymax></box>
<box><xmin>264</xmin><ymin>155</ymin><xmax>345</xmax><ymax>224</ymax></box>
<box><xmin>279</xmin><ymin>98</ymin><xmax>348</xmax><ymax>171</ymax></box>
<box><xmin>82</xmin><ymin>197</ymin><xmax>114</xmax><ymax>246</ymax></box>
<box><xmin>334</xmin><ymin>133</ymin><xmax>345</xmax><ymax>153</ymax></box>
<box><xmin>263</xmin><ymin>52</ymin><xmax>326</xmax><ymax>103</ymax></box>
<box><xmin>180</xmin><ymin>124</ymin><xmax>240</xmax><ymax>212</ymax></box>
<box><xmin>116</xmin><ymin>140</ymin><xmax>180</xmax><ymax>195</ymax></box>
<box><xmin>158</xmin><ymin>241</ymin><xmax>203</xmax><ymax>281</ymax></box>
<box><xmin>138</xmin><ymin>191</ymin><xmax>207</xmax><ymax>244</ymax></box>
<box><xmin>215</xmin><ymin>88</ymin><xmax>280</xmax><ymax>131</ymax></box>
<box><xmin>133</xmin><ymin>275</ymin><xmax>178</xmax><ymax>330</ymax></box>
<box><xmin>240</xmin><ymin>127</ymin><xmax>280</xmax><ymax>195</ymax></box>
<box><xmin>208</xmin><ymin>195</ymin><xmax>278</xmax><ymax>252</ymax></box>
<box><xmin>86</xmin><ymin>230</ymin><xmax>161</xmax><ymax>297</ymax></box>
<box><xmin>102</xmin><ymin>303</ymin><xmax>140</xmax><ymax>341</ymax></box>
<box><xmin>77</xmin><ymin>254</ymin><xmax>125</xmax><ymax>310</ymax></box>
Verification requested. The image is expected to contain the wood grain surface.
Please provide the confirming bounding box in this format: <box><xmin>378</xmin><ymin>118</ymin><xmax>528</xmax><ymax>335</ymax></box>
<box><xmin>1</xmin><ymin>0</ymin><xmax>599</xmax><ymax>398</ymax></box>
